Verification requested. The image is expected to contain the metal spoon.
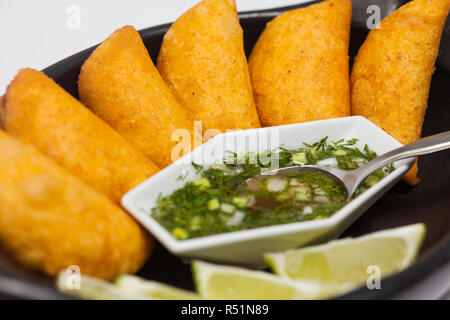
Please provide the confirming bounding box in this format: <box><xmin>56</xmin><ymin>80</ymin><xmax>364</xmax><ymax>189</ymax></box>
<box><xmin>242</xmin><ymin>131</ymin><xmax>450</xmax><ymax>202</ymax></box>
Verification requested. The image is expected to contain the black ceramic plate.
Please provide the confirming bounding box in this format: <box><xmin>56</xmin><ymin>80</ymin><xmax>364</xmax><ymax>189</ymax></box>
<box><xmin>0</xmin><ymin>0</ymin><xmax>449</xmax><ymax>299</ymax></box>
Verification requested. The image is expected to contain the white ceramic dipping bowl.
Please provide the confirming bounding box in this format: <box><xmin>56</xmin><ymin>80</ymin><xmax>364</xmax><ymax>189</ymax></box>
<box><xmin>122</xmin><ymin>116</ymin><xmax>414</xmax><ymax>267</ymax></box>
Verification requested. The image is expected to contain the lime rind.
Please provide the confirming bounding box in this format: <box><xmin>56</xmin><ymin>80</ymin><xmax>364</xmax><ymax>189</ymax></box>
<box><xmin>406</xmin><ymin>223</ymin><xmax>426</xmax><ymax>266</ymax></box>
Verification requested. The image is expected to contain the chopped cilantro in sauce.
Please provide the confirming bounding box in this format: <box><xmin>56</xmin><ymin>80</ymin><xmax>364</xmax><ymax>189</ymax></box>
<box><xmin>151</xmin><ymin>137</ymin><xmax>394</xmax><ymax>240</ymax></box>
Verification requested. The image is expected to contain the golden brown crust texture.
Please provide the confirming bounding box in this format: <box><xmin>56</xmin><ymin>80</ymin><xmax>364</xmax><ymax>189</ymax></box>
<box><xmin>0</xmin><ymin>95</ymin><xmax>5</xmax><ymax>129</ymax></box>
<box><xmin>351</xmin><ymin>0</ymin><xmax>450</xmax><ymax>186</ymax></box>
<box><xmin>79</xmin><ymin>26</ymin><xmax>196</xmax><ymax>168</ymax></box>
<box><xmin>248</xmin><ymin>0</ymin><xmax>352</xmax><ymax>126</ymax></box>
<box><xmin>157</xmin><ymin>0</ymin><xmax>261</xmax><ymax>132</ymax></box>
<box><xmin>3</xmin><ymin>68</ymin><xmax>159</xmax><ymax>203</ymax></box>
<box><xmin>0</xmin><ymin>130</ymin><xmax>152</xmax><ymax>280</ymax></box>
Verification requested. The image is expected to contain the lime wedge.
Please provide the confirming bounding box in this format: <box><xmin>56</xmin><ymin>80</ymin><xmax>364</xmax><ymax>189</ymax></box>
<box><xmin>57</xmin><ymin>272</ymin><xmax>199</xmax><ymax>300</ymax></box>
<box><xmin>264</xmin><ymin>223</ymin><xmax>426</xmax><ymax>285</ymax></box>
<box><xmin>56</xmin><ymin>272</ymin><xmax>140</xmax><ymax>300</ymax></box>
<box><xmin>115</xmin><ymin>274</ymin><xmax>200</xmax><ymax>300</ymax></box>
<box><xmin>192</xmin><ymin>260</ymin><xmax>353</xmax><ymax>300</ymax></box>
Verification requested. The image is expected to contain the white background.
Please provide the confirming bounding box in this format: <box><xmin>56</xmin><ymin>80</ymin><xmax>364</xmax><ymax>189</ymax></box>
<box><xmin>0</xmin><ymin>0</ymin><xmax>449</xmax><ymax>299</ymax></box>
<box><xmin>0</xmin><ymin>0</ymin><xmax>306</xmax><ymax>92</ymax></box>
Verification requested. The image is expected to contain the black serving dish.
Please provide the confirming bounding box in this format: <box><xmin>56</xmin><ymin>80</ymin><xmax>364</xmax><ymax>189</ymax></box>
<box><xmin>0</xmin><ymin>0</ymin><xmax>449</xmax><ymax>299</ymax></box>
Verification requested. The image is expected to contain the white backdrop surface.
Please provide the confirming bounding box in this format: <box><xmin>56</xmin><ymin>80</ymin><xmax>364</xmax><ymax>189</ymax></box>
<box><xmin>0</xmin><ymin>0</ymin><xmax>307</xmax><ymax>92</ymax></box>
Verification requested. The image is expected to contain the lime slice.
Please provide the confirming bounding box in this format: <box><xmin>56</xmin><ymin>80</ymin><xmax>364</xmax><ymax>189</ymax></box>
<box><xmin>192</xmin><ymin>260</ymin><xmax>353</xmax><ymax>300</ymax></box>
<box><xmin>264</xmin><ymin>223</ymin><xmax>426</xmax><ymax>285</ymax></box>
<box><xmin>57</xmin><ymin>272</ymin><xmax>199</xmax><ymax>300</ymax></box>
<box><xmin>115</xmin><ymin>274</ymin><xmax>200</xmax><ymax>300</ymax></box>
<box><xmin>56</xmin><ymin>272</ymin><xmax>140</xmax><ymax>300</ymax></box>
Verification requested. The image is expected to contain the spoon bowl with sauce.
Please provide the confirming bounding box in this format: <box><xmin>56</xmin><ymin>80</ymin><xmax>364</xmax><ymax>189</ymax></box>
<box><xmin>243</xmin><ymin>131</ymin><xmax>450</xmax><ymax>206</ymax></box>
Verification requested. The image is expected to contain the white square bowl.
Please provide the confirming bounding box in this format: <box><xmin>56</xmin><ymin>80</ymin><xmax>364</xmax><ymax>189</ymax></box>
<box><xmin>122</xmin><ymin>116</ymin><xmax>414</xmax><ymax>267</ymax></box>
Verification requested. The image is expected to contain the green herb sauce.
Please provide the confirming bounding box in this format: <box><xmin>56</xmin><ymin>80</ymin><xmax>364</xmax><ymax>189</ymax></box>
<box><xmin>151</xmin><ymin>137</ymin><xmax>394</xmax><ymax>240</ymax></box>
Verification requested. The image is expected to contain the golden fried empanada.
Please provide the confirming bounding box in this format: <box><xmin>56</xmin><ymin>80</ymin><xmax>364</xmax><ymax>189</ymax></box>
<box><xmin>249</xmin><ymin>0</ymin><xmax>352</xmax><ymax>126</ymax></box>
<box><xmin>0</xmin><ymin>130</ymin><xmax>152</xmax><ymax>280</ymax></box>
<box><xmin>157</xmin><ymin>0</ymin><xmax>260</xmax><ymax>133</ymax></box>
<box><xmin>351</xmin><ymin>0</ymin><xmax>450</xmax><ymax>185</ymax></box>
<box><xmin>79</xmin><ymin>26</ymin><xmax>198</xmax><ymax>168</ymax></box>
<box><xmin>3</xmin><ymin>68</ymin><xmax>159</xmax><ymax>203</ymax></box>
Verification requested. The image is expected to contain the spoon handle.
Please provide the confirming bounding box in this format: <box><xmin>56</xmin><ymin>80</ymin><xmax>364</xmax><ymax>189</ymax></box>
<box><xmin>356</xmin><ymin>131</ymin><xmax>450</xmax><ymax>177</ymax></box>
